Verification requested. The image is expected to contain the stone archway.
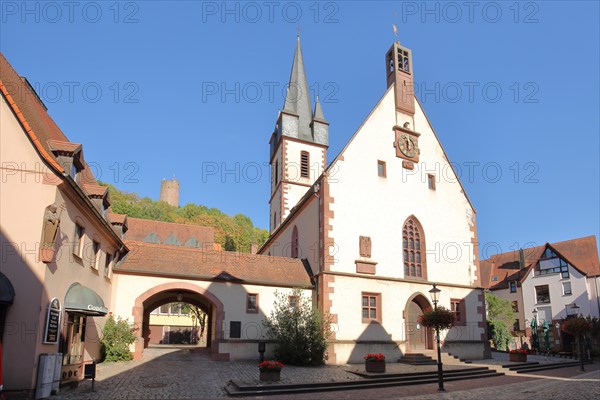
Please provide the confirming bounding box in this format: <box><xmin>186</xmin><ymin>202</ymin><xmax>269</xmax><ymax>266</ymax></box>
<box><xmin>132</xmin><ymin>282</ymin><xmax>228</xmax><ymax>361</ymax></box>
<box><xmin>405</xmin><ymin>293</ymin><xmax>434</xmax><ymax>351</ymax></box>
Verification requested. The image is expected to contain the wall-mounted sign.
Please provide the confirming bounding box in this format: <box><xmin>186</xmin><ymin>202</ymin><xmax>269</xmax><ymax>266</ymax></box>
<box><xmin>43</xmin><ymin>298</ymin><xmax>61</xmax><ymax>344</ymax></box>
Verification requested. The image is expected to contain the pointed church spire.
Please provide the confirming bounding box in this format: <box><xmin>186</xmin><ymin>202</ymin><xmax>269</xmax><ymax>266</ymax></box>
<box><xmin>313</xmin><ymin>95</ymin><xmax>326</xmax><ymax>122</ymax></box>
<box><xmin>283</xmin><ymin>35</ymin><xmax>314</xmax><ymax>140</ymax></box>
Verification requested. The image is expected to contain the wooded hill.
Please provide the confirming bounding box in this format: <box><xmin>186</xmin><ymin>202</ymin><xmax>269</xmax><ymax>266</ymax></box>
<box><xmin>100</xmin><ymin>182</ymin><xmax>269</xmax><ymax>252</ymax></box>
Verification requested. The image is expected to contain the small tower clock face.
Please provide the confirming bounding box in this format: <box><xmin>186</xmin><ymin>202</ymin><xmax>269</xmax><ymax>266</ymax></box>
<box><xmin>397</xmin><ymin>133</ymin><xmax>418</xmax><ymax>158</ymax></box>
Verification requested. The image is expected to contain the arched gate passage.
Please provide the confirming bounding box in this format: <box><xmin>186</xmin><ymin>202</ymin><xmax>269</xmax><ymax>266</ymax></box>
<box><xmin>132</xmin><ymin>282</ymin><xmax>227</xmax><ymax>361</ymax></box>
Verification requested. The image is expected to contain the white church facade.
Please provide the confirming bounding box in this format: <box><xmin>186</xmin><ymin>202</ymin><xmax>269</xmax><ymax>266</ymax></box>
<box><xmin>260</xmin><ymin>38</ymin><xmax>489</xmax><ymax>363</ymax></box>
<box><xmin>0</xmin><ymin>37</ymin><xmax>490</xmax><ymax>393</ymax></box>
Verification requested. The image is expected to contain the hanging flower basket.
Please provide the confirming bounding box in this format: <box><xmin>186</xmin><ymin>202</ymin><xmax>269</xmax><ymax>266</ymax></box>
<box><xmin>418</xmin><ymin>307</ymin><xmax>456</xmax><ymax>330</ymax></box>
<box><xmin>364</xmin><ymin>353</ymin><xmax>386</xmax><ymax>373</ymax></box>
<box><xmin>258</xmin><ymin>360</ymin><xmax>283</xmax><ymax>381</ymax></box>
<box><xmin>561</xmin><ymin>317</ymin><xmax>592</xmax><ymax>336</ymax></box>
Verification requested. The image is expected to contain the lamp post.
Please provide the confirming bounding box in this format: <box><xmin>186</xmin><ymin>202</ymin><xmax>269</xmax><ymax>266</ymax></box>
<box><xmin>570</xmin><ymin>303</ymin><xmax>584</xmax><ymax>371</ymax></box>
<box><xmin>532</xmin><ymin>308</ymin><xmax>539</xmax><ymax>352</ymax></box>
<box><xmin>429</xmin><ymin>283</ymin><xmax>444</xmax><ymax>392</ymax></box>
<box><xmin>555</xmin><ymin>322</ymin><xmax>561</xmax><ymax>353</ymax></box>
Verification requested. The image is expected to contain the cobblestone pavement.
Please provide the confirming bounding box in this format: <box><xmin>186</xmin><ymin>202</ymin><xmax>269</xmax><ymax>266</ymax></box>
<box><xmin>51</xmin><ymin>346</ymin><xmax>600</xmax><ymax>400</ymax></box>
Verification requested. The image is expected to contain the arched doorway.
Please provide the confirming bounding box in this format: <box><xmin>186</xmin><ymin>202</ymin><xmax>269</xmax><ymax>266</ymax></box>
<box><xmin>405</xmin><ymin>294</ymin><xmax>434</xmax><ymax>351</ymax></box>
<box><xmin>132</xmin><ymin>282</ymin><xmax>227</xmax><ymax>361</ymax></box>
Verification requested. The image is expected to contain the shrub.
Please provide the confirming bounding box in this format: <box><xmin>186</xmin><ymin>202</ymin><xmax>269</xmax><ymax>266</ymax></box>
<box><xmin>488</xmin><ymin>319</ymin><xmax>512</xmax><ymax>351</ymax></box>
<box><xmin>101</xmin><ymin>315</ymin><xmax>137</xmax><ymax>362</ymax></box>
<box><xmin>263</xmin><ymin>289</ymin><xmax>332</xmax><ymax>366</ymax></box>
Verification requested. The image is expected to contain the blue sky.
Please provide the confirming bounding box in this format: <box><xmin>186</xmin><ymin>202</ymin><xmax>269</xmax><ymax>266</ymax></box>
<box><xmin>1</xmin><ymin>1</ymin><xmax>598</xmax><ymax>257</ymax></box>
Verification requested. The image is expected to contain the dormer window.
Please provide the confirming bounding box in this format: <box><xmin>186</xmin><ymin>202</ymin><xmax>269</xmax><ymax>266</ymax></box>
<box><xmin>83</xmin><ymin>184</ymin><xmax>110</xmax><ymax>217</ymax></box>
<box><xmin>535</xmin><ymin>246</ymin><xmax>569</xmax><ymax>278</ymax></box>
<box><xmin>47</xmin><ymin>140</ymin><xmax>83</xmax><ymax>184</ymax></box>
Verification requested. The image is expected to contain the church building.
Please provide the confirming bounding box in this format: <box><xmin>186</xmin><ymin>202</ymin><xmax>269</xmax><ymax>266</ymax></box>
<box><xmin>260</xmin><ymin>37</ymin><xmax>489</xmax><ymax>363</ymax></box>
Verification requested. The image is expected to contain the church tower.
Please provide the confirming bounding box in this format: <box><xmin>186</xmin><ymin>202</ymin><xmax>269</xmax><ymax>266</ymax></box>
<box><xmin>386</xmin><ymin>41</ymin><xmax>421</xmax><ymax>167</ymax></box>
<box><xmin>269</xmin><ymin>36</ymin><xmax>328</xmax><ymax>232</ymax></box>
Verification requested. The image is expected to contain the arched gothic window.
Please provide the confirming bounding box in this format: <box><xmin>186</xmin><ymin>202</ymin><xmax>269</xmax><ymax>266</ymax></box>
<box><xmin>403</xmin><ymin>217</ymin><xmax>425</xmax><ymax>278</ymax></box>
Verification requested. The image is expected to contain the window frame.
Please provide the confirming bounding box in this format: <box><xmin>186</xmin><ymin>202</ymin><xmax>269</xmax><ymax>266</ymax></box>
<box><xmin>535</xmin><ymin>285</ymin><xmax>551</xmax><ymax>304</ymax></box>
<box><xmin>91</xmin><ymin>240</ymin><xmax>101</xmax><ymax>270</ymax></box>
<box><xmin>377</xmin><ymin>160</ymin><xmax>386</xmax><ymax>178</ymax></box>
<box><xmin>300</xmin><ymin>151</ymin><xmax>310</xmax><ymax>179</ymax></box>
<box><xmin>509</xmin><ymin>281</ymin><xmax>517</xmax><ymax>293</ymax></box>
<box><xmin>246</xmin><ymin>293</ymin><xmax>259</xmax><ymax>314</ymax></box>
<box><xmin>104</xmin><ymin>253</ymin><xmax>112</xmax><ymax>277</ymax></box>
<box><xmin>427</xmin><ymin>174</ymin><xmax>436</xmax><ymax>190</ymax></box>
<box><xmin>288</xmin><ymin>295</ymin><xmax>299</xmax><ymax>310</ymax></box>
<box><xmin>402</xmin><ymin>217</ymin><xmax>426</xmax><ymax>279</ymax></box>
<box><xmin>450</xmin><ymin>298</ymin><xmax>465</xmax><ymax>325</ymax></box>
<box><xmin>361</xmin><ymin>292</ymin><xmax>381</xmax><ymax>323</ymax></box>
<box><xmin>73</xmin><ymin>223</ymin><xmax>85</xmax><ymax>258</ymax></box>
<box><xmin>562</xmin><ymin>281</ymin><xmax>572</xmax><ymax>296</ymax></box>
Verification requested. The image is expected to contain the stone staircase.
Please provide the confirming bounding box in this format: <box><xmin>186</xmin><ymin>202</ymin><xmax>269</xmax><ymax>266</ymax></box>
<box><xmin>501</xmin><ymin>360</ymin><xmax>591</xmax><ymax>373</ymax></box>
<box><xmin>398</xmin><ymin>352</ymin><xmax>437</xmax><ymax>365</ymax></box>
<box><xmin>225</xmin><ymin>366</ymin><xmax>503</xmax><ymax>397</ymax></box>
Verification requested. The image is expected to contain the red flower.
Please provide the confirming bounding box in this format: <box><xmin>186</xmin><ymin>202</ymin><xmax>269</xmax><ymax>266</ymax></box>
<box><xmin>509</xmin><ymin>349</ymin><xmax>528</xmax><ymax>355</ymax></box>
<box><xmin>258</xmin><ymin>360</ymin><xmax>284</xmax><ymax>371</ymax></box>
<box><xmin>364</xmin><ymin>353</ymin><xmax>385</xmax><ymax>362</ymax></box>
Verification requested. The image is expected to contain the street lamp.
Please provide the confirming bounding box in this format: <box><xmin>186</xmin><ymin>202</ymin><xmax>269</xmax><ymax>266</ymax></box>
<box><xmin>428</xmin><ymin>283</ymin><xmax>444</xmax><ymax>392</ymax></box>
<box><xmin>532</xmin><ymin>308</ymin><xmax>539</xmax><ymax>352</ymax></box>
<box><xmin>555</xmin><ymin>322</ymin><xmax>561</xmax><ymax>352</ymax></box>
<box><xmin>570</xmin><ymin>303</ymin><xmax>585</xmax><ymax>371</ymax></box>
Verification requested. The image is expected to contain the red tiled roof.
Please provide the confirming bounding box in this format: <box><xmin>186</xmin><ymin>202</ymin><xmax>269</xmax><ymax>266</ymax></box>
<box><xmin>83</xmin><ymin>184</ymin><xmax>108</xmax><ymax>197</ymax></box>
<box><xmin>108</xmin><ymin>213</ymin><xmax>128</xmax><ymax>225</ymax></box>
<box><xmin>116</xmin><ymin>240</ymin><xmax>312</xmax><ymax>287</ymax></box>
<box><xmin>0</xmin><ymin>52</ymin><xmax>96</xmax><ymax>186</ymax></box>
<box><xmin>481</xmin><ymin>235</ymin><xmax>600</xmax><ymax>289</ymax></box>
<box><xmin>47</xmin><ymin>139</ymin><xmax>81</xmax><ymax>153</ymax></box>
<box><xmin>126</xmin><ymin>217</ymin><xmax>215</xmax><ymax>246</ymax></box>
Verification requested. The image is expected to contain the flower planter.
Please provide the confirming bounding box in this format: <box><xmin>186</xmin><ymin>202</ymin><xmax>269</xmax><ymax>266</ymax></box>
<box><xmin>365</xmin><ymin>360</ymin><xmax>386</xmax><ymax>373</ymax></box>
<box><xmin>259</xmin><ymin>370</ymin><xmax>281</xmax><ymax>381</ymax></box>
<box><xmin>509</xmin><ymin>353</ymin><xmax>527</xmax><ymax>362</ymax></box>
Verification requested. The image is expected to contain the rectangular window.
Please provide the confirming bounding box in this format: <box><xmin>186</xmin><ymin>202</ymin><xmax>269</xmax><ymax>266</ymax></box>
<box><xmin>73</xmin><ymin>224</ymin><xmax>85</xmax><ymax>257</ymax></box>
<box><xmin>104</xmin><ymin>253</ymin><xmax>112</xmax><ymax>277</ymax></box>
<box><xmin>289</xmin><ymin>295</ymin><xmax>299</xmax><ymax>310</ymax></box>
<box><xmin>427</xmin><ymin>174</ymin><xmax>436</xmax><ymax>190</ymax></box>
<box><xmin>91</xmin><ymin>241</ymin><xmax>100</xmax><ymax>269</ymax></box>
<box><xmin>230</xmin><ymin>321</ymin><xmax>241</xmax><ymax>339</ymax></box>
<box><xmin>513</xmin><ymin>319</ymin><xmax>520</xmax><ymax>331</ymax></box>
<box><xmin>450</xmin><ymin>299</ymin><xmax>464</xmax><ymax>324</ymax></box>
<box><xmin>361</xmin><ymin>293</ymin><xmax>380</xmax><ymax>323</ymax></box>
<box><xmin>535</xmin><ymin>285</ymin><xmax>550</xmax><ymax>304</ymax></box>
<box><xmin>512</xmin><ymin>301</ymin><xmax>519</xmax><ymax>312</ymax></box>
<box><xmin>246</xmin><ymin>294</ymin><xmax>258</xmax><ymax>313</ymax></box>
<box><xmin>509</xmin><ymin>281</ymin><xmax>517</xmax><ymax>293</ymax></box>
<box><xmin>377</xmin><ymin>160</ymin><xmax>386</xmax><ymax>177</ymax></box>
<box><xmin>160</xmin><ymin>304</ymin><xmax>170</xmax><ymax>314</ymax></box>
<box><xmin>562</xmin><ymin>281</ymin><xmax>572</xmax><ymax>296</ymax></box>
<box><xmin>300</xmin><ymin>151</ymin><xmax>310</xmax><ymax>178</ymax></box>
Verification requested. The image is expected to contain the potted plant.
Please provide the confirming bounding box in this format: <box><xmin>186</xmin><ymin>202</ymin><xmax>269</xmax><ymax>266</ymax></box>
<box><xmin>258</xmin><ymin>360</ymin><xmax>284</xmax><ymax>381</ymax></box>
<box><xmin>509</xmin><ymin>349</ymin><xmax>528</xmax><ymax>362</ymax></box>
<box><xmin>561</xmin><ymin>317</ymin><xmax>593</xmax><ymax>336</ymax></box>
<box><xmin>364</xmin><ymin>353</ymin><xmax>386</xmax><ymax>373</ymax></box>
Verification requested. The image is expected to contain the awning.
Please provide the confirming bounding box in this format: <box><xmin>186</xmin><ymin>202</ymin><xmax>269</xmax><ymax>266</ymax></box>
<box><xmin>64</xmin><ymin>283</ymin><xmax>108</xmax><ymax>316</ymax></box>
<box><xmin>0</xmin><ymin>272</ymin><xmax>15</xmax><ymax>305</ymax></box>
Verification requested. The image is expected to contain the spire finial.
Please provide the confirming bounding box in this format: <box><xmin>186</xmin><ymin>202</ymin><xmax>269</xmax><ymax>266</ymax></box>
<box><xmin>297</xmin><ymin>26</ymin><xmax>301</xmax><ymax>40</ymax></box>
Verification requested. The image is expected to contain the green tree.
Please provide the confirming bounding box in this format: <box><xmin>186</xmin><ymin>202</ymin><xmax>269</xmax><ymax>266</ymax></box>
<box><xmin>263</xmin><ymin>289</ymin><xmax>332</xmax><ymax>366</ymax></box>
<box><xmin>101</xmin><ymin>315</ymin><xmax>137</xmax><ymax>362</ymax></box>
<box><xmin>98</xmin><ymin>182</ymin><xmax>268</xmax><ymax>251</ymax></box>
<box><xmin>485</xmin><ymin>291</ymin><xmax>516</xmax><ymax>351</ymax></box>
